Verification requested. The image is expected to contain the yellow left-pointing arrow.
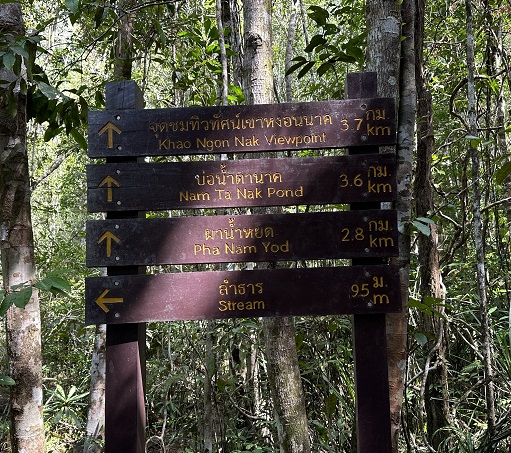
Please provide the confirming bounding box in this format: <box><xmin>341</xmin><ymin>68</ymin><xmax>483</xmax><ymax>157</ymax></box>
<box><xmin>96</xmin><ymin>289</ymin><xmax>124</xmax><ymax>313</ymax></box>
<box><xmin>97</xmin><ymin>230</ymin><xmax>121</xmax><ymax>257</ymax></box>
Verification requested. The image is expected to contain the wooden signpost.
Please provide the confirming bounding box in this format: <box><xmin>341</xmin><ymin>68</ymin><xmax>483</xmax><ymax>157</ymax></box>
<box><xmin>85</xmin><ymin>265</ymin><xmax>401</xmax><ymax>324</ymax></box>
<box><xmin>86</xmin><ymin>73</ymin><xmax>400</xmax><ymax>452</ymax></box>
<box><xmin>86</xmin><ymin>154</ymin><xmax>397</xmax><ymax>211</ymax></box>
<box><xmin>86</xmin><ymin>210</ymin><xmax>398</xmax><ymax>267</ymax></box>
<box><xmin>88</xmin><ymin>97</ymin><xmax>396</xmax><ymax>157</ymax></box>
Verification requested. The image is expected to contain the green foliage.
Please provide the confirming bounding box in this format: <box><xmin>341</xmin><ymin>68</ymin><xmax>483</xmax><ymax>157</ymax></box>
<box><xmin>1</xmin><ymin>0</ymin><xmax>510</xmax><ymax>451</ymax></box>
<box><xmin>45</xmin><ymin>384</ymin><xmax>88</xmax><ymax>426</ymax></box>
<box><xmin>286</xmin><ymin>2</ymin><xmax>365</xmax><ymax>98</ymax></box>
<box><xmin>0</xmin><ymin>274</ymin><xmax>71</xmax><ymax>388</ymax></box>
<box><xmin>0</xmin><ymin>275</ymin><xmax>70</xmax><ymax>319</ymax></box>
<box><xmin>0</xmin><ymin>23</ymin><xmax>88</xmax><ymax>150</ymax></box>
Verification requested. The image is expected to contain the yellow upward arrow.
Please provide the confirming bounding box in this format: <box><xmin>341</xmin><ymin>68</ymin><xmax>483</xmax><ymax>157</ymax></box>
<box><xmin>98</xmin><ymin>122</ymin><xmax>122</xmax><ymax>148</ymax></box>
<box><xmin>98</xmin><ymin>176</ymin><xmax>121</xmax><ymax>202</ymax></box>
<box><xmin>97</xmin><ymin>230</ymin><xmax>121</xmax><ymax>257</ymax></box>
<box><xmin>95</xmin><ymin>289</ymin><xmax>124</xmax><ymax>313</ymax></box>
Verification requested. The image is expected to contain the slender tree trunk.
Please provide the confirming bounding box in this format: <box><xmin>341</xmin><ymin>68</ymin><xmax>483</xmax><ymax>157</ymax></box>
<box><xmin>0</xmin><ymin>4</ymin><xmax>45</xmax><ymax>452</ymax></box>
<box><xmin>284</xmin><ymin>0</ymin><xmax>298</xmax><ymax>103</ymax></box>
<box><xmin>86</xmin><ymin>324</ymin><xmax>106</xmax><ymax>441</ymax></box>
<box><xmin>414</xmin><ymin>0</ymin><xmax>450</xmax><ymax>449</ymax></box>
<box><xmin>113</xmin><ymin>0</ymin><xmax>136</xmax><ymax>80</ymax></box>
<box><xmin>203</xmin><ymin>322</ymin><xmax>215</xmax><ymax>453</ymax></box>
<box><xmin>216</xmin><ymin>0</ymin><xmax>229</xmax><ymax>105</ymax></box>
<box><xmin>366</xmin><ymin>0</ymin><xmax>409</xmax><ymax>450</ymax></box>
<box><xmin>242</xmin><ymin>1</ymin><xmax>310</xmax><ymax>451</ymax></box>
<box><xmin>464</xmin><ymin>0</ymin><xmax>496</xmax><ymax>435</ymax></box>
<box><xmin>222</xmin><ymin>0</ymin><xmax>243</xmax><ymax>88</ymax></box>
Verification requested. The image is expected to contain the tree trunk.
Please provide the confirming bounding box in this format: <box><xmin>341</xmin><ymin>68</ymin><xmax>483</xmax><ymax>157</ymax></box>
<box><xmin>113</xmin><ymin>0</ymin><xmax>136</xmax><ymax>80</ymax></box>
<box><xmin>215</xmin><ymin>0</ymin><xmax>229</xmax><ymax>105</ymax></box>
<box><xmin>366</xmin><ymin>1</ymin><xmax>408</xmax><ymax>450</ymax></box>
<box><xmin>464</xmin><ymin>0</ymin><xmax>496</xmax><ymax>435</ymax></box>
<box><xmin>222</xmin><ymin>0</ymin><xmax>243</xmax><ymax>89</ymax></box>
<box><xmin>414</xmin><ymin>0</ymin><xmax>450</xmax><ymax>448</ymax></box>
<box><xmin>263</xmin><ymin>318</ymin><xmax>310</xmax><ymax>452</ymax></box>
<box><xmin>86</xmin><ymin>324</ymin><xmax>106</xmax><ymax>441</ymax></box>
<box><xmin>242</xmin><ymin>1</ymin><xmax>310</xmax><ymax>451</ymax></box>
<box><xmin>0</xmin><ymin>4</ymin><xmax>45</xmax><ymax>452</ymax></box>
<box><xmin>203</xmin><ymin>322</ymin><xmax>215</xmax><ymax>453</ymax></box>
<box><xmin>284</xmin><ymin>0</ymin><xmax>298</xmax><ymax>103</ymax></box>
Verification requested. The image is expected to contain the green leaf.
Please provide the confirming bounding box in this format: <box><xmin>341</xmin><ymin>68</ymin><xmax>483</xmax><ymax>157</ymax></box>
<box><xmin>3</xmin><ymin>52</ymin><xmax>15</xmax><ymax>70</ymax></box>
<box><xmin>36</xmin><ymin>81</ymin><xmax>61</xmax><ymax>100</ymax></box>
<box><xmin>6</xmin><ymin>287</ymin><xmax>33</xmax><ymax>309</ymax></box>
<box><xmin>412</xmin><ymin>220</ymin><xmax>431</xmax><ymax>236</ymax></box>
<box><xmin>495</xmin><ymin>161</ymin><xmax>511</xmax><ymax>185</ymax></box>
<box><xmin>308</xmin><ymin>6</ymin><xmax>329</xmax><ymax>26</ymax></box>
<box><xmin>409</xmin><ymin>298</ymin><xmax>434</xmax><ymax>315</ymax></box>
<box><xmin>0</xmin><ymin>289</ymin><xmax>11</xmax><ymax>317</ymax></box>
<box><xmin>465</xmin><ymin>134</ymin><xmax>481</xmax><ymax>148</ymax></box>
<box><xmin>44</xmin><ymin>126</ymin><xmax>64</xmax><ymax>142</ymax></box>
<box><xmin>11</xmin><ymin>45</ymin><xmax>29</xmax><ymax>60</ymax></box>
<box><xmin>414</xmin><ymin>332</ymin><xmax>428</xmax><ymax>347</ymax></box>
<box><xmin>415</xmin><ymin>216</ymin><xmax>436</xmax><ymax>225</ymax></box>
<box><xmin>65</xmin><ymin>0</ymin><xmax>79</xmax><ymax>14</ymax></box>
<box><xmin>35</xmin><ymin>275</ymin><xmax>71</xmax><ymax>295</ymax></box>
<box><xmin>304</xmin><ymin>35</ymin><xmax>327</xmax><ymax>53</ymax></box>
<box><xmin>0</xmin><ymin>375</ymin><xmax>15</xmax><ymax>386</ymax></box>
<box><xmin>297</xmin><ymin>61</ymin><xmax>315</xmax><ymax>79</ymax></box>
<box><xmin>69</xmin><ymin>128</ymin><xmax>87</xmax><ymax>151</ymax></box>
<box><xmin>94</xmin><ymin>6</ymin><xmax>105</xmax><ymax>28</ymax></box>
<box><xmin>317</xmin><ymin>62</ymin><xmax>333</xmax><ymax>76</ymax></box>
<box><xmin>326</xmin><ymin>393</ymin><xmax>337</xmax><ymax>416</ymax></box>
<box><xmin>285</xmin><ymin>59</ymin><xmax>308</xmax><ymax>76</ymax></box>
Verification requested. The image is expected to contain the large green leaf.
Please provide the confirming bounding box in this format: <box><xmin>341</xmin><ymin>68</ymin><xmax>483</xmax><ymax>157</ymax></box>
<box><xmin>6</xmin><ymin>287</ymin><xmax>33</xmax><ymax>309</ymax></box>
<box><xmin>495</xmin><ymin>161</ymin><xmax>511</xmax><ymax>185</ymax></box>
<box><xmin>65</xmin><ymin>0</ymin><xmax>79</xmax><ymax>14</ymax></box>
<box><xmin>2</xmin><ymin>52</ymin><xmax>15</xmax><ymax>70</ymax></box>
<box><xmin>0</xmin><ymin>375</ymin><xmax>15</xmax><ymax>386</ymax></box>
<box><xmin>35</xmin><ymin>275</ymin><xmax>71</xmax><ymax>296</ymax></box>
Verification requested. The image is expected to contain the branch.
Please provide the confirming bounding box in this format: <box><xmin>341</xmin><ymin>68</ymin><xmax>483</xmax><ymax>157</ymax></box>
<box><xmin>31</xmin><ymin>150</ymin><xmax>71</xmax><ymax>191</ymax></box>
<box><xmin>449</xmin><ymin>75</ymin><xmax>489</xmax><ymax>130</ymax></box>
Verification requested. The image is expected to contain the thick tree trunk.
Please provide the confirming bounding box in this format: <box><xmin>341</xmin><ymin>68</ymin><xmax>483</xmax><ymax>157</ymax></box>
<box><xmin>242</xmin><ymin>1</ymin><xmax>310</xmax><ymax>451</ymax></box>
<box><xmin>0</xmin><ymin>4</ymin><xmax>45</xmax><ymax>452</ymax></box>
<box><xmin>366</xmin><ymin>1</ymin><xmax>409</xmax><ymax>450</ymax></box>
<box><xmin>263</xmin><ymin>318</ymin><xmax>310</xmax><ymax>452</ymax></box>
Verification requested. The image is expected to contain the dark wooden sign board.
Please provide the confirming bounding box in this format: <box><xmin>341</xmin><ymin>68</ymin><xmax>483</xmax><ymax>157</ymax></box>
<box><xmin>85</xmin><ymin>73</ymin><xmax>399</xmax><ymax>453</ymax></box>
<box><xmin>85</xmin><ymin>264</ymin><xmax>401</xmax><ymax>324</ymax></box>
<box><xmin>86</xmin><ymin>210</ymin><xmax>398</xmax><ymax>266</ymax></box>
<box><xmin>86</xmin><ymin>154</ymin><xmax>397</xmax><ymax>212</ymax></box>
<box><xmin>88</xmin><ymin>97</ymin><xmax>396</xmax><ymax>157</ymax></box>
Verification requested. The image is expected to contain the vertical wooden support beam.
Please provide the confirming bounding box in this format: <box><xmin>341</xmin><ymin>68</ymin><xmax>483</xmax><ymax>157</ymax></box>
<box><xmin>347</xmin><ymin>72</ymin><xmax>392</xmax><ymax>453</ymax></box>
<box><xmin>104</xmin><ymin>81</ymin><xmax>146</xmax><ymax>453</ymax></box>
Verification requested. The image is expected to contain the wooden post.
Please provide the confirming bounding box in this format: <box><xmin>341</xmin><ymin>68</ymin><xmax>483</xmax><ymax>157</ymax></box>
<box><xmin>347</xmin><ymin>72</ymin><xmax>393</xmax><ymax>452</ymax></box>
<box><xmin>104</xmin><ymin>81</ymin><xmax>146</xmax><ymax>453</ymax></box>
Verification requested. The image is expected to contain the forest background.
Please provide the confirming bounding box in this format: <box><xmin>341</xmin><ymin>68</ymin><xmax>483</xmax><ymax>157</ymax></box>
<box><xmin>1</xmin><ymin>0</ymin><xmax>511</xmax><ymax>452</ymax></box>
